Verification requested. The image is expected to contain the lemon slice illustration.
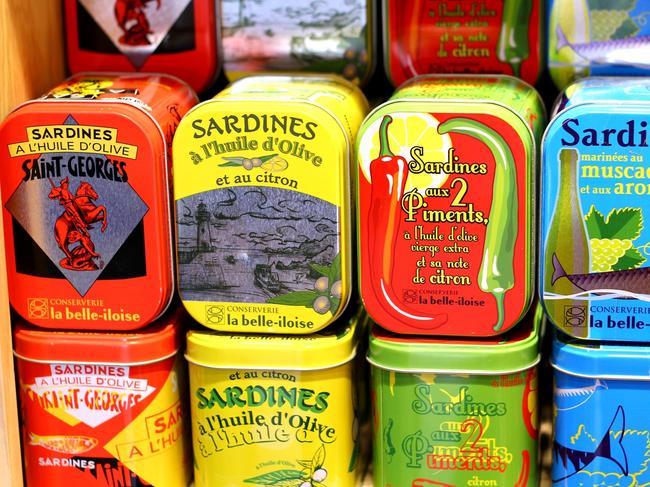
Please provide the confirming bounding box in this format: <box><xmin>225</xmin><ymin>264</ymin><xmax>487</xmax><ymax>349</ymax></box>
<box><xmin>357</xmin><ymin>113</ymin><xmax>452</xmax><ymax>194</ymax></box>
<box><xmin>261</xmin><ymin>155</ymin><xmax>288</xmax><ymax>172</ymax></box>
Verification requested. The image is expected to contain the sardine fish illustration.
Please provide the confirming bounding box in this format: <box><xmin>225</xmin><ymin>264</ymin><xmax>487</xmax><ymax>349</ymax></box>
<box><xmin>556</xmin><ymin>24</ymin><xmax>650</xmax><ymax>69</ymax></box>
<box><xmin>553</xmin><ymin>405</ymin><xmax>628</xmax><ymax>482</ymax></box>
<box><xmin>552</xmin><ymin>254</ymin><xmax>650</xmax><ymax>294</ymax></box>
<box><xmin>29</xmin><ymin>433</ymin><xmax>98</xmax><ymax>454</ymax></box>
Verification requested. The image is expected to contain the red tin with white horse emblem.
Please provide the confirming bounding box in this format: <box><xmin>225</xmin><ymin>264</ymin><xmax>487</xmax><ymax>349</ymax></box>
<box><xmin>0</xmin><ymin>73</ymin><xmax>197</xmax><ymax>329</ymax></box>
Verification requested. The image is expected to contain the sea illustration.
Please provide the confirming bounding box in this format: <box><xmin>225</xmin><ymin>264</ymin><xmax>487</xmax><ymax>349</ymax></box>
<box><xmin>221</xmin><ymin>0</ymin><xmax>369</xmax><ymax>82</ymax></box>
<box><xmin>176</xmin><ymin>186</ymin><xmax>339</xmax><ymax>303</ymax></box>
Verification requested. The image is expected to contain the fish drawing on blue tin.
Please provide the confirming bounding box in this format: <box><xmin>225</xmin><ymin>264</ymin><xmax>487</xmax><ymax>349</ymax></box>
<box><xmin>555</xmin><ymin>379</ymin><xmax>607</xmax><ymax>411</ymax></box>
<box><xmin>549</xmin><ymin>0</ymin><xmax>650</xmax><ymax>88</ymax></box>
<box><xmin>553</xmin><ymin>405</ymin><xmax>629</xmax><ymax>482</ymax></box>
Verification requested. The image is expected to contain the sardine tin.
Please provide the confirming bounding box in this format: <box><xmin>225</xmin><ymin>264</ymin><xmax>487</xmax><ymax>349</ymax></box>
<box><xmin>64</xmin><ymin>0</ymin><xmax>220</xmax><ymax>93</ymax></box>
<box><xmin>172</xmin><ymin>75</ymin><xmax>368</xmax><ymax>333</ymax></box>
<box><xmin>0</xmin><ymin>74</ymin><xmax>197</xmax><ymax>330</ymax></box>
<box><xmin>383</xmin><ymin>0</ymin><xmax>542</xmax><ymax>87</ymax></box>
<box><xmin>548</xmin><ymin>0</ymin><xmax>650</xmax><ymax>90</ymax></box>
<box><xmin>13</xmin><ymin>308</ymin><xmax>191</xmax><ymax>487</ymax></box>
<box><xmin>356</xmin><ymin>75</ymin><xmax>545</xmax><ymax>336</ymax></box>
<box><xmin>185</xmin><ymin>309</ymin><xmax>369</xmax><ymax>487</ymax></box>
<box><xmin>551</xmin><ymin>331</ymin><xmax>650</xmax><ymax>485</ymax></box>
<box><xmin>541</xmin><ymin>77</ymin><xmax>650</xmax><ymax>342</ymax></box>
<box><xmin>369</xmin><ymin>305</ymin><xmax>541</xmax><ymax>487</ymax></box>
<box><xmin>220</xmin><ymin>0</ymin><xmax>375</xmax><ymax>85</ymax></box>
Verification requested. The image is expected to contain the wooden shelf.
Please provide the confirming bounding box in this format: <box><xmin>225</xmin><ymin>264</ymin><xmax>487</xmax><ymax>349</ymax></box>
<box><xmin>0</xmin><ymin>1</ymin><xmax>66</xmax><ymax>485</ymax></box>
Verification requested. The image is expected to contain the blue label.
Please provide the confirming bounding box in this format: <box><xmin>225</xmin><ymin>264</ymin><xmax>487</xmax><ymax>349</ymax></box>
<box><xmin>541</xmin><ymin>106</ymin><xmax>650</xmax><ymax>341</ymax></box>
<box><xmin>553</xmin><ymin>371</ymin><xmax>649</xmax><ymax>486</ymax></box>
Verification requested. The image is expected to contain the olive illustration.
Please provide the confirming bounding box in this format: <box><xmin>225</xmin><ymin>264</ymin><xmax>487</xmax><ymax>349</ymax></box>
<box><xmin>251</xmin><ymin>157</ymin><xmax>263</xmax><ymax>167</ymax></box>
<box><xmin>313</xmin><ymin>296</ymin><xmax>331</xmax><ymax>314</ymax></box>
<box><xmin>330</xmin><ymin>280</ymin><xmax>342</xmax><ymax>299</ymax></box>
<box><xmin>313</xmin><ymin>468</ymin><xmax>328</xmax><ymax>482</ymax></box>
<box><xmin>314</xmin><ymin>276</ymin><xmax>329</xmax><ymax>292</ymax></box>
<box><xmin>299</xmin><ymin>482</ymin><xmax>312</xmax><ymax>487</ymax></box>
<box><xmin>242</xmin><ymin>158</ymin><xmax>254</xmax><ymax>170</ymax></box>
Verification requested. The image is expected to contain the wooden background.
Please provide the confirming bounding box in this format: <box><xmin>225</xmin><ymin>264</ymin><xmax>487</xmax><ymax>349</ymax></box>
<box><xmin>0</xmin><ymin>1</ymin><xmax>65</xmax><ymax>484</ymax></box>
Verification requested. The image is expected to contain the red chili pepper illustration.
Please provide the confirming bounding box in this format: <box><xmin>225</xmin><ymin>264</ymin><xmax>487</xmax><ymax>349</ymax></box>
<box><xmin>367</xmin><ymin>115</ymin><xmax>447</xmax><ymax>328</ymax></box>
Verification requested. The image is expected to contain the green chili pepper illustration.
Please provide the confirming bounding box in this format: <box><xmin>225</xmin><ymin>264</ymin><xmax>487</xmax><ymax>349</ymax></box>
<box><xmin>438</xmin><ymin>118</ymin><xmax>518</xmax><ymax>332</ymax></box>
<box><xmin>497</xmin><ymin>0</ymin><xmax>533</xmax><ymax>76</ymax></box>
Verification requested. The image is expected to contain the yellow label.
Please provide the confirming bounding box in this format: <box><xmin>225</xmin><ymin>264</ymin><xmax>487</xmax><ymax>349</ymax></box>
<box><xmin>189</xmin><ymin>363</ymin><xmax>361</xmax><ymax>487</ymax></box>
<box><xmin>173</xmin><ymin>99</ymin><xmax>353</xmax><ymax>333</ymax></box>
<box><xmin>104</xmin><ymin>358</ymin><xmax>191</xmax><ymax>487</ymax></box>
<box><xmin>8</xmin><ymin>124</ymin><xmax>138</xmax><ymax>158</ymax></box>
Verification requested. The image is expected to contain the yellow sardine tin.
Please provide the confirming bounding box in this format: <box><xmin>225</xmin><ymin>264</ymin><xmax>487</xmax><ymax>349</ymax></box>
<box><xmin>185</xmin><ymin>309</ymin><xmax>368</xmax><ymax>487</ymax></box>
<box><xmin>173</xmin><ymin>75</ymin><xmax>369</xmax><ymax>333</ymax></box>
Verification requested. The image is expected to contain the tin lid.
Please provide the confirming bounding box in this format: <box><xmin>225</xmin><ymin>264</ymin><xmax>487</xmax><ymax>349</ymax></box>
<box><xmin>551</xmin><ymin>331</ymin><xmax>650</xmax><ymax>380</ymax></box>
<box><xmin>368</xmin><ymin>305</ymin><xmax>542</xmax><ymax>374</ymax></box>
<box><xmin>185</xmin><ymin>308</ymin><xmax>366</xmax><ymax>370</ymax></box>
<box><xmin>13</xmin><ymin>308</ymin><xmax>184</xmax><ymax>365</ymax></box>
<box><xmin>556</xmin><ymin>77</ymin><xmax>650</xmax><ymax>114</ymax></box>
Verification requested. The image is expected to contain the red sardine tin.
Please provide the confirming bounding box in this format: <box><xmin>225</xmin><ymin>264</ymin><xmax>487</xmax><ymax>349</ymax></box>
<box><xmin>356</xmin><ymin>76</ymin><xmax>545</xmax><ymax>336</ymax></box>
<box><xmin>0</xmin><ymin>74</ymin><xmax>197</xmax><ymax>329</ymax></box>
<box><xmin>64</xmin><ymin>0</ymin><xmax>220</xmax><ymax>93</ymax></box>
<box><xmin>13</xmin><ymin>308</ymin><xmax>192</xmax><ymax>487</ymax></box>
<box><xmin>384</xmin><ymin>0</ymin><xmax>542</xmax><ymax>87</ymax></box>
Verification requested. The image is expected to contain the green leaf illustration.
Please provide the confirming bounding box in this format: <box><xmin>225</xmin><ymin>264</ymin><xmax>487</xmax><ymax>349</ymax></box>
<box><xmin>243</xmin><ymin>469</ymin><xmax>304</xmax><ymax>485</ymax></box>
<box><xmin>310</xmin><ymin>263</ymin><xmax>330</xmax><ymax>276</ymax></box>
<box><xmin>613</xmin><ymin>247</ymin><xmax>647</xmax><ymax>271</ymax></box>
<box><xmin>219</xmin><ymin>161</ymin><xmax>243</xmax><ymax>167</ymax></box>
<box><xmin>297</xmin><ymin>460</ymin><xmax>312</xmax><ymax>469</ymax></box>
<box><xmin>604</xmin><ymin>208</ymin><xmax>643</xmax><ymax>240</ymax></box>
<box><xmin>312</xmin><ymin>445</ymin><xmax>326</xmax><ymax>470</ymax></box>
<box><xmin>260</xmin><ymin>153</ymin><xmax>278</xmax><ymax>162</ymax></box>
<box><xmin>328</xmin><ymin>253</ymin><xmax>341</xmax><ymax>285</ymax></box>
<box><xmin>329</xmin><ymin>297</ymin><xmax>341</xmax><ymax>314</ymax></box>
<box><xmin>267</xmin><ymin>291</ymin><xmax>319</xmax><ymax>307</ymax></box>
<box><xmin>612</xmin><ymin>18</ymin><xmax>640</xmax><ymax>39</ymax></box>
<box><xmin>585</xmin><ymin>205</ymin><xmax>607</xmax><ymax>239</ymax></box>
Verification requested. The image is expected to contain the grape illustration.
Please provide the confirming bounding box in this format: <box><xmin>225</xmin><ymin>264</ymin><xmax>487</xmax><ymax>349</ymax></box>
<box><xmin>590</xmin><ymin>238</ymin><xmax>633</xmax><ymax>272</ymax></box>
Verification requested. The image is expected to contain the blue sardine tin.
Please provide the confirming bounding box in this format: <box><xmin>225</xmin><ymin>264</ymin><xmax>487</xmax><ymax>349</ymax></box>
<box><xmin>548</xmin><ymin>0</ymin><xmax>650</xmax><ymax>89</ymax></box>
<box><xmin>541</xmin><ymin>77</ymin><xmax>650</xmax><ymax>342</ymax></box>
<box><xmin>552</xmin><ymin>332</ymin><xmax>650</xmax><ymax>486</ymax></box>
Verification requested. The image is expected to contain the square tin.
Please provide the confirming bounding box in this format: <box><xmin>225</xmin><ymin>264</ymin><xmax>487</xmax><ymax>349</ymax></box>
<box><xmin>0</xmin><ymin>74</ymin><xmax>197</xmax><ymax>329</ymax></box>
<box><xmin>383</xmin><ymin>0</ymin><xmax>542</xmax><ymax>87</ymax></box>
<box><xmin>541</xmin><ymin>77</ymin><xmax>650</xmax><ymax>342</ymax></box>
<box><xmin>356</xmin><ymin>75</ymin><xmax>545</xmax><ymax>336</ymax></box>
<box><xmin>548</xmin><ymin>0</ymin><xmax>650</xmax><ymax>90</ymax></box>
<box><xmin>185</xmin><ymin>308</ymin><xmax>369</xmax><ymax>487</ymax></box>
<box><xmin>172</xmin><ymin>75</ymin><xmax>369</xmax><ymax>333</ymax></box>
<box><xmin>220</xmin><ymin>0</ymin><xmax>375</xmax><ymax>85</ymax></box>
<box><xmin>551</xmin><ymin>331</ymin><xmax>650</xmax><ymax>485</ymax></box>
<box><xmin>64</xmin><ymin>0</ymin><xmax>220</xmax><ymax>93</ymax></box>
<box><xmin>13</xmin><ymin>307</ymin><xmax>191</xmax><ymax>487</ymax></box>
<box><xmin>369</xmin><ymin>305</ymin><xmax>542</xmax><ymax>487</ymax></box>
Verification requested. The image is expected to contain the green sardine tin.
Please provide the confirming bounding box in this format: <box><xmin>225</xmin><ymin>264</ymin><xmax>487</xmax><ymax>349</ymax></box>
<box><xmin>368</xmin><ymin>305</ymin><xmax>541</xmax><ymax>486</ymax></box>
<box><xmin>541</xmin><ymin>77</ymin><xmax>650</xmax><ymax>342</ymax></box>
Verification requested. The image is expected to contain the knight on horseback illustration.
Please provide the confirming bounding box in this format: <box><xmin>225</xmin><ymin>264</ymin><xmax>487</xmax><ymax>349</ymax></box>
<box><xmin>48</xmin><ymin>177</ymin><xmax>108</xmax><ymax>271</ymax></box>
<box><xmin>114</xmin><ymin>0</ymin><xmax>162</xmax><ymax>46</ymax></box>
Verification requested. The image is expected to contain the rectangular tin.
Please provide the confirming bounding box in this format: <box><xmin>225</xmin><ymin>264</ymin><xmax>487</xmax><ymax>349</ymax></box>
<box><xmin>13</xmin><ymin>308</ymin><xmax>191</xmax><ymax>487</ymax></box>
<box><xmin>369</xmin><ymin>305</ymin><xmax>541</xmax><ymax>487</ymax></box>
<box><xmin>356</xmin><ymin>75</ymin><xmax>545</xmax><ymax>336</ymax></box>
<box><xmin>172</xmin><ymin>75</ymin><xmax>368</xmax><ymax>333</ymax></box>
<box><xmin>551</xmin><ymin>331</ymin><xmax>650</xmax><ymax>484</ymax></box>
<box><xmin>0</xmin><ymin>74</ymin><xmax>197</xmax><ymax>330</ymax></box>
<box><xmin>541</xmin><ymin>77</ymin><xmax>650</xmax><ymax>342</ymax></box>
<box><xmin>65</xmin><ymin>0</ymin><xmax>220</xmax><ymax>93</ymax></box>
<box><xmin>384</xmin><ymin>0</ymin><xmax>542</xmax><ymax>87</ymax></box>
<box><xmin>185</xmin><ymin>308</ymin><xmax>369</xmax><ymax>487</ymax></box>
<box><xmin>548</xmin><ymin>0</ymin><xmax>650</xmax><ymax>90</ymax></box>
<box><xmin>220</xmin><ymin>0</ymin><xmax>374</xmax><ymax>85</ymax></box>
